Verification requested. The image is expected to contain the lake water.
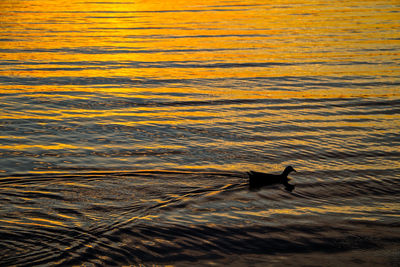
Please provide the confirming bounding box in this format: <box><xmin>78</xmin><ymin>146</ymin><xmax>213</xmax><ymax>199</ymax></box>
<box><xmin>1</xmin><ymin>0</ymin><xmax>400</xmax><ymax>266</ymax></box>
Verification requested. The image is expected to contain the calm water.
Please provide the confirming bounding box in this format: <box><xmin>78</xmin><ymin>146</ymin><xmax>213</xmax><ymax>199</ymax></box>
<box><xmin>1</xmin><ymin>0</ymin><xmax>400</xmax><ymax>266</ymax></box>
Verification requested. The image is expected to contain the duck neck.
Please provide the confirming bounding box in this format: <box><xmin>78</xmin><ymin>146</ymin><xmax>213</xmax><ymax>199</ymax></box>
<box><xmin>281</xmin><ymin>168</ymin><xmax>291</xmax><ymax>178</ymax></box>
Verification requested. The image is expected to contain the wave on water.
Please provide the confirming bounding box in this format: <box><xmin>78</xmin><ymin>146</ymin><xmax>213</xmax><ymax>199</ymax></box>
<box><xmin>0</xmin><ymin>170</ymin><xmax>399</xmax><ymax>266</ymax></box>
<box><xmin>1</xmin><ymin>0</ymin><xmax>400</xmax><ymax>265</ymax></box>
<box><xmin>1</xmin><ymin>75</ymin><xmax>400</xmax><ymax>89</ymax></box>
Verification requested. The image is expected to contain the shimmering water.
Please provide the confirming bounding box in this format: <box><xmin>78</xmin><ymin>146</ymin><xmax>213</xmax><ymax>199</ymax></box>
<box><xmin>1</xmin><ymin>0</ymin><xmax>400</xmax><ymax>266</ymax></box>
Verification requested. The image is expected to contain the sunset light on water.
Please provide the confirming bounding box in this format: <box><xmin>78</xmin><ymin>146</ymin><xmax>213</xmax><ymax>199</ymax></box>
<box><xmin>0</xmin><ymin>0</ymin><xmax>399</xmax><ymax>265</ymax></box>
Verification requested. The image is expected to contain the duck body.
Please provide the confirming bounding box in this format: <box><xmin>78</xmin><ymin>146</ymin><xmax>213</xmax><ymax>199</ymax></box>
<box><xmin>248</xmin><ymin>166</ymin><xmax>296</xmax><ymax>191</ymax></box>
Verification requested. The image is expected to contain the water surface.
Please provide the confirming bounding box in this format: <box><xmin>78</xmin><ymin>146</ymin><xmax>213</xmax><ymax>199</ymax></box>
<box><xmin>0</xmin><ymin>0</ymin><xmax>399</xmax><ymax>265</ymax></box>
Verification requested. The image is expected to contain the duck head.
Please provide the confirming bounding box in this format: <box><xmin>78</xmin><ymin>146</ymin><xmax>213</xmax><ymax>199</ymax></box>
<box><xmin>282</xmin><ymin>166</ymin><xmax>296</xmax><ymax>176</ymax></box>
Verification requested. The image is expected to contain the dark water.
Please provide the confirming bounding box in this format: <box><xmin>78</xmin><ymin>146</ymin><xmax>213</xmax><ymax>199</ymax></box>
<box><xmin>1</xmin><ymin>170</ymin><xmax>400</xmax><ymax>266</ymax></box>
<box><xmin>1</xmin><ymin>0</ymin><xmax>400</xmax><ymax>265</ymax></box>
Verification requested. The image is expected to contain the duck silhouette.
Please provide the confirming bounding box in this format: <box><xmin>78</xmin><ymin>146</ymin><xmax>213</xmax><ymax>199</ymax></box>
<box><xmin>248</xmin><ymin>166</ymin><xmax>296</xmax><ymax>191</ymax></box>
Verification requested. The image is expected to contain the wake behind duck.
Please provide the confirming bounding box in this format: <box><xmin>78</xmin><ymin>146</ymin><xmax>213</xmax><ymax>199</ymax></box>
<box><xmin>248</xmin><ymin>166</ymin><xmax>296</xmax><ymax>191</ymax></box>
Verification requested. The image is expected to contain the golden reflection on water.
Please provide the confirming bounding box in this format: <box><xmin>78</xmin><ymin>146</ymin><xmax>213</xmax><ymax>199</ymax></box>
<box><xmin>238</xmin><ymin>202</ymin><xmax>400</xmax><ymax>218</ymax></box>
<box><xmin>2</xmin><ymin>0</ymin><xmax>399</xmax><ymax>81</ymax></box>
<box><xmin>0</xmin><ymin>143</ymin><xmax>82</xmax><ymax>150</ymax></box>
<box><xmin>0</xmin><ymin>0</ymin><xmax>399</xmax><ymax>174</ymax></box>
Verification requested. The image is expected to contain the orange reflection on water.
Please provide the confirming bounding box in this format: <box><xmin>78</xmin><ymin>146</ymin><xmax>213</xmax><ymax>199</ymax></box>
<box><xmin>0</xmin><ymin>143</ymin><xmax>84</xmax><ymax>150</ymax></box>
<box><xmin>238</xmin><ymin>202</ymin><xmax>400</xmax><ymax>218</ymax></box>
<box><xmin>0</xmin><ymin>218</ymin><xmax>62</xmax><ymax>228</ymax></box>
<box><xmin>0</xmin><ymin>0</ymin><xmax>399</xmax><ymax>175</ymax></box>
<box><xmin>1</xmin><ymin>0</ymin><xmax>399</xmax><ymax>81</ymax></box>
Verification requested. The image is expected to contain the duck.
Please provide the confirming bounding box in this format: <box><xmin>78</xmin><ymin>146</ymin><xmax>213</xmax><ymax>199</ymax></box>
<box><xmin>248</xmin><ymin>166</ymin><xmax>296</xmax><ymax>191</ymax></box>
